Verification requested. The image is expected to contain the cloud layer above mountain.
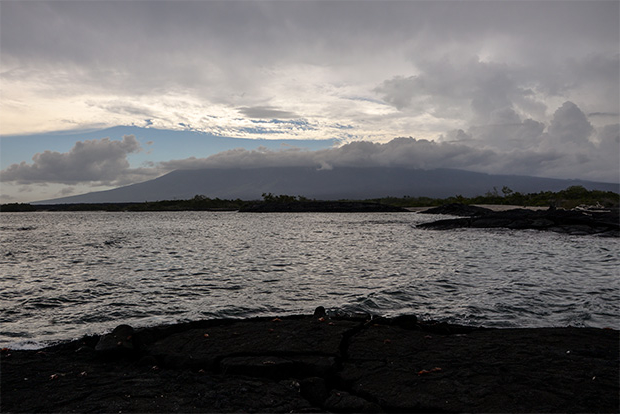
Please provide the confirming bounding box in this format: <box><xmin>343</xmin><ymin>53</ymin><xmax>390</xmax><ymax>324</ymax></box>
<box><xmin>3</xmin><ymin>103</ymin><xmax>618</xmax><ymax>194</ymax></box>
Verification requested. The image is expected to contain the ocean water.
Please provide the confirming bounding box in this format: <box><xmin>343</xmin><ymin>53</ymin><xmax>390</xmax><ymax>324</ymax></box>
<box><xmin>1</xmin><ymin>211</ymin><xmax>618</xmax><ymax>349</ymax></box>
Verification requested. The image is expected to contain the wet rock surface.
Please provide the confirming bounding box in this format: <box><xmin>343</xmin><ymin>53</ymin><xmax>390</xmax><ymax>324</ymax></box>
<box><xmin>419</xmin><ymin>205</ymin><xmax>619</xmax><ymax>236</ymax></box>
<box><xmin>2</xmin><ymin>314</ymin><xmax>618</xmax><ymax>413</ymax></box>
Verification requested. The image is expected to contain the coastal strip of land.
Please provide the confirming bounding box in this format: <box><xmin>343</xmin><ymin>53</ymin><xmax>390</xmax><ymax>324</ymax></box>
<box><xmin>2</xmin><ymin>312</ymin><xmax>618</xmax><ymax>413</ymax></box>
<box><xmin>418</xmin><ymin>204</ymin><xmax>619</xmax><ymax>237</ymax></box>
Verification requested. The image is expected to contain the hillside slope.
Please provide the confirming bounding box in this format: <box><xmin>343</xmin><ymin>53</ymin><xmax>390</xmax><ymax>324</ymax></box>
<box><xmin>35</xmin><ymin>167</ymin><xmax>619</xmax><ymax>204</ymax></box>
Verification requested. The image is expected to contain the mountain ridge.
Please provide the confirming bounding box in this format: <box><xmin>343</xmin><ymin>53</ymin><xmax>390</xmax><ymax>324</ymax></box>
<box><xmin>34</xmin><ymin>167</ymin><xmax>619</xmax><ymax>204</ymax></box>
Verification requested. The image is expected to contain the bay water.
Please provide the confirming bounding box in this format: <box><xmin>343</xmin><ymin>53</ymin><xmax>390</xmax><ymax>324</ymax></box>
<box><xmin>1</xmin><ymin>211</ymin><xmax>618</xmax><ymax>349</ymax></box>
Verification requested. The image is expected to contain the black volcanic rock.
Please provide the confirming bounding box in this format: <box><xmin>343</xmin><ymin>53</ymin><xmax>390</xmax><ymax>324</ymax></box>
<box><xmin>418</xmin><ymin>207</ymin><xmax>620</xmax><ymax>236</ymax></box>
<box><xmin>338</xmin><ymin>323</ymin><xmax>618</xmax><ymax>413</ymax></box>
<box><xmin>420</xmin><ymin>203</ymin><xmax>493</xmax><ymax>216</ymax></box>
<box><xmin>2</xmin><ymin>315</ymin><xmax>618</xmax><ymax>413</ymax></box>
<box><xmin>94</xmin><ymin>324</ymin><xmax>135</xmax><ymax>356</ymax></box>
<box><xmin>0</xmin><ymin>316</ymin><xmax>620</xmax><ymax>413</ymax></box>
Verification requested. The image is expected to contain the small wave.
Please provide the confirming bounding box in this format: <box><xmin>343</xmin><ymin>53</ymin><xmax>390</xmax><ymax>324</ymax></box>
<box><xmin>0</xmin><ymin>226</ymin><xmax>37</xmax><ymax>231</ymax></box>
<box><xmin>4</xmin><ymin>339</ymin><xmax>48</xmax><ymax>350</ymax></box>
<box><xmin>1</xmin><ymin>210</ymin><xmax>618</xmax><ymax>348</ymax></box>
<box><xmin>20</xmin><ymin>297</ymin><xmax>66</xmax><ymax>309</ymax></box>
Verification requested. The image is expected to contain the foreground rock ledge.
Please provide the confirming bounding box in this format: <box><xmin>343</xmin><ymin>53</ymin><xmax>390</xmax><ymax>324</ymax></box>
<box><xmin>2</xmin><ymin>314</ymin><xmax>618</xmax><ymax>413</ymax></box>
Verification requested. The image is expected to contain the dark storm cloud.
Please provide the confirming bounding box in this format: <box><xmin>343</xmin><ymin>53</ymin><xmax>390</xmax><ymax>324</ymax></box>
<box><xmin>3</xmin><ymin>1</ymin><xmax>617</xmax><ymax>98</ymax></box>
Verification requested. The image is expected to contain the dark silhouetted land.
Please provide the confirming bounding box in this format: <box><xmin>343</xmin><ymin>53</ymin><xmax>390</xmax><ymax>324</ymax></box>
<box><xmin>418</xmin><ymin>203</ymin><xmax>619</xmax><ymax>236</ymax></box>
<box><xmin>2</xmin><ymin>185</ymin><xmax>618</xmax><ymax>212</ymax></box>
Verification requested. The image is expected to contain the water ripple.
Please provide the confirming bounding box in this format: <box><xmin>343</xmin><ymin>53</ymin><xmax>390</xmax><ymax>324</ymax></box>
<box><xmin>1</xmin><ymin>211</ymin><xmax>618</xmax><ymax>348</ymax></box>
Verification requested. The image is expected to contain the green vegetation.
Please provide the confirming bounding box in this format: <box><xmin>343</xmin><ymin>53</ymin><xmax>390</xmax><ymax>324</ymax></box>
<box><xmin>0</xmin><ymin>203</ymin><xmax>38</xmax><ymax>212</ymax></box>
<box><xmin>366</xmin><ymin>186</ymin><xmax>619</xmax><ymax>209</ymax></box>
<box><xmin>260</xmin><ymin>193</ymin><xmax>311</xmax><ymax>203</ymax></box>
<box><xmin>1</xmin><ymin>186</ymin><xmax>618</xmax><ymax>212</ymax></box>
<box><xmin>0</xmin><ymin>195</ymin><xmax>246</xmax><ymax>212</ymax></box>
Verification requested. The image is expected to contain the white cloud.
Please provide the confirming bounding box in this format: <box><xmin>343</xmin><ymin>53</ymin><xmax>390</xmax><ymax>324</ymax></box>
<box><xmin>2</xmin><ymin>1</ymin><xmax>617</xmax><ymax>139</ymax></box>
<box><xmin>0</xmin><ymin>135</ymin><xmax>157</xmax><ymax>185</ymax></box>
<box><xmin>1</xmin><ymin>102</ymin><xmax>618</xmax><ymax>204</ymax></box>
<box><xmin>374</xmin><ymin>56</ymin><xmax>551</xmax><ymax>128</ymax></box>
<box><xmin>154</xmin><ymin>102</ymin><xmax>618</xmax><ymax>183</ymax></box>
<box><xmin>546</xmin><ymin>101</ymin><xmax>594</xmax><ymax>145</ymax></box>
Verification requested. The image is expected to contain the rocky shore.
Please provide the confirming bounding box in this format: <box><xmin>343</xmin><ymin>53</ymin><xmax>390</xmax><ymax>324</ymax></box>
<box><xmin>419</xmin><ymin>204</ymin><xmax>619</xmax><ymax>236</ymax></box>
<box><xmin>2</xmin><ymin>311</ymin><xmax>618</xmax><ymax>413</ymax></box>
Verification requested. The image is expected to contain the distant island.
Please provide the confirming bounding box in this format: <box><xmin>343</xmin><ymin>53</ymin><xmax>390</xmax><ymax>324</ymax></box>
<box><xmin>238</xmin><ymin>198</ymin><xmax>407</xmax><ymax>213</ymax></box>
<box><xmin>1</xmin><ymin>185</ymin><xmax>618</xmax><ymax>213</ymax></box>
<box><xmin>26</xmin><ymin>166</ymin><xmax>620</xmax><ymax>205</ymax></box>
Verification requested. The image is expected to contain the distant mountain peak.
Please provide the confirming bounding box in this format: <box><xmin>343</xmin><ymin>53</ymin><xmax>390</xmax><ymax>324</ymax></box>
<box><xmin>34</xmin><ymin>166</ymin><xmax>619</xmax><ymax>204</ymax></box>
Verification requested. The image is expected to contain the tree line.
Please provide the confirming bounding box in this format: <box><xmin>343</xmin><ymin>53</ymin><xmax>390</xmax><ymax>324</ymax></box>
<box><xmin>367</xmin><ymin>186</ymin><xmax>619</xmax><ymax>209</ymax></box>
<box><xmin>1</xmin><ymin>186</ymin><xmax>618</xmax><ymax>212</ymax></box>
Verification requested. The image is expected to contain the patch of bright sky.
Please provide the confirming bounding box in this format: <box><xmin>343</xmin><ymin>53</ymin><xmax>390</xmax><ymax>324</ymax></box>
<box><xmin>0</xmin><ymin>126</ymin><xmax>340</xmax><ymax>171</ymax></box>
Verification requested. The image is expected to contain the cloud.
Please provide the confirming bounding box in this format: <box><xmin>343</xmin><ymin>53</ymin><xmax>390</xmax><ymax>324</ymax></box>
<box><xmin>2</xmin><ymin>1</ymin><xmax>617</xmax><ymax>140</ymax></box>
<box><xmin>373</xmin><ymin>56</ymin><xmax>550</xmax><ymax>127</ymax></box>
<box><xmin>87</xmin><ymin>101</ymin><xmax>158</xmax><ymax>119</ymax></box>
<box><xmin>594</xmin><ymin>123</ymin><xmax>620</xmax><ymax>181</ymax></box>
<box><xmin>238</xmin><ymin>106</ymin><xmax>300</xmax><ymax>119</ymax></box>
<box><xmin>1</xmin><ymin>0</ymin><xmax>618</xmax><ymax>196</ymax></box>
<box><xmin>465</xmin><ymin>118</ymin><xmax>547</xmax><ymax>152</ymax></box>
<box><xmin>153</xmin><ymin>102</ymin><xmax>617</xmax><ymax>182</ymax></box>
<box><xmin>0</xmin><ymin>135</ymin><xmax>157</xmax><ymax>185</ymax></box>
<box><xmin>2</xmin><ymin>101</ymin><xmax>618</xmax><ymax>201</ymax></box>
<box><xmin>596</xmin><ymin>123</ymin><xmax>620</xmax><ymax>151</ymax></box>
<box><xmin>547</xmin><ymin>101</ymin><xmax>594</xmax><ymax>145</ymax></box>
<box><xmin>589</xmin><ymin>112</ymin><xmax>620</xmax><ymax>118</ymax></box>
<box><xmin>372</xmin><ymin>76</ymin><xmax>418</xmax><ymax>111</ymax></box>
<box><xmin>159</xmin><ymin>136</ymin><xmax>500</xmax><ymax>175</ymax></box>
<box><xmin>59</xmin><ymin>187</ymin><xmax>76</xmax><ymax>196</ymax></box>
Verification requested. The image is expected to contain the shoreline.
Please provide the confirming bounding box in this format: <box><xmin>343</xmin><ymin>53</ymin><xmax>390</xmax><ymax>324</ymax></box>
<box><xmin>2</xmin><ymin>312</ymin><xmax>618</xmax><ymax>413</ymax></box>
<box><xmin>406</xmin><ymin>204</ymin><xmax>550</xmax><ymax>212</ymax></box>
<box><xmin>417</xmin><ymin>204</ymin><xmax>619</xmax><ymax>236</ymax></box>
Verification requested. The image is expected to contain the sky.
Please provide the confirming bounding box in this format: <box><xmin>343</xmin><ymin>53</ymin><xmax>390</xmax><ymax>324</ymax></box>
<box><xmin>1</xmin><ymin>0</ymin><xmax>619</xmax><ymax>203</ymax></box>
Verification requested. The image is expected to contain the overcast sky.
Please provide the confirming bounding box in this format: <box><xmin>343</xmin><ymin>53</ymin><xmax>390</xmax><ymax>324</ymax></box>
<box><xmin>1</xmin><ymin>0</ymin><xmax>618</xmax><ymax>202</ymax></box>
